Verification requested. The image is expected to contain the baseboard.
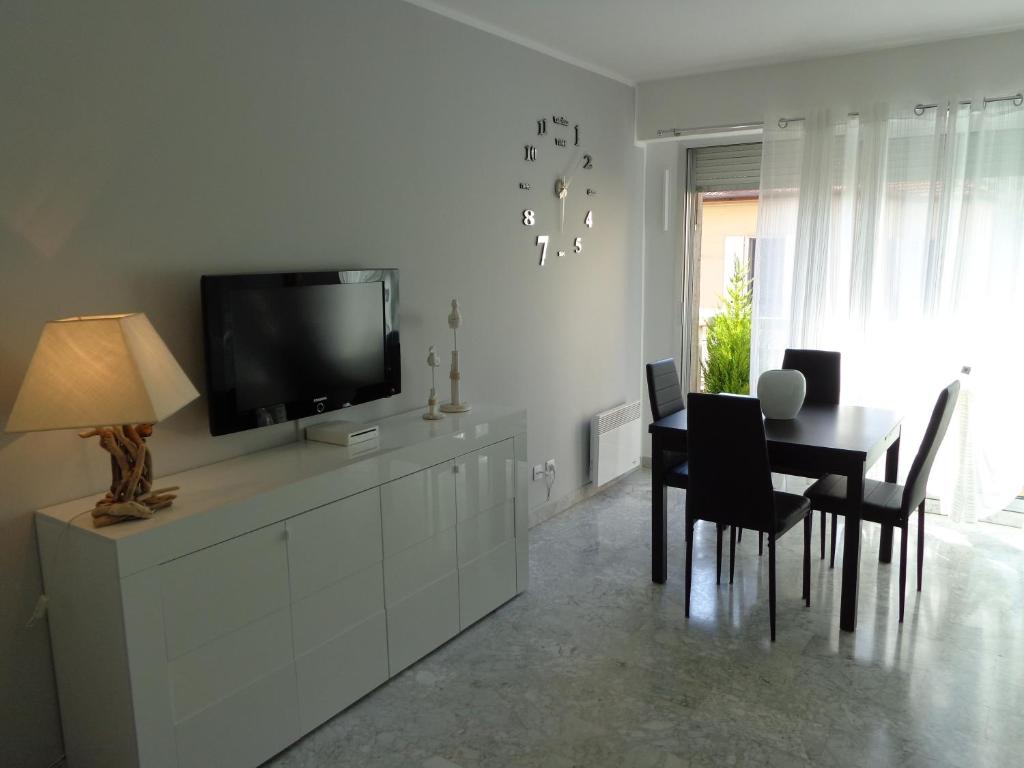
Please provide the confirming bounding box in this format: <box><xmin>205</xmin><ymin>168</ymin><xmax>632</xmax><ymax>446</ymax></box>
<box><xmin>528</xmin><ymin>467</ymin><xmax>641</xmax><ymax>528</ymax></box>
<box><xmin>641</xmin><ymin>455</ymin><xmax>651</xmax><ymax>468</ymax></box>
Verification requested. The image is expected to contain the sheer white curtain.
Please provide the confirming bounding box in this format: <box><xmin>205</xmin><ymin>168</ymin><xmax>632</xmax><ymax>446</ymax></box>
<box><xmin>753</xmin><ymin>99</ymin><xmax>1024</xmax><ymax>521</ymax></box>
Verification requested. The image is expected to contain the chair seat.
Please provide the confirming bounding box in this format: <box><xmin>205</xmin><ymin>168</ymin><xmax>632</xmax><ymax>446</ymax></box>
<box><xmin>773</xmin><ymin>491</ymin><xmax>811</xmax><ymax>535</ymax></box>
<box><xmin>805</xmin><ymin>475</ymin><xmax>905</xmax><ymax>524</ymax></box>
<box><xmin>666</xmin><ymin>460</ymin><xmax>689</xmax><ymax>489</ymax></box>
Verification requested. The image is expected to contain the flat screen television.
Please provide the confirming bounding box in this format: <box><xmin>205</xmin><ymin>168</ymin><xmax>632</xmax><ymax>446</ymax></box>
<box><xmin>201</xmin><ymin>269</ymin><xmax>400</xmax><ymax>436</ymax></box>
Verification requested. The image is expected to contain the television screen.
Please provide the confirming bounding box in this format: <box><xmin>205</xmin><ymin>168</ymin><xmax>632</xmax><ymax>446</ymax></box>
<box><xmin>201</xmin><ymin>270</ymin><xmax>400</xmax><ymax>435</ymax></box>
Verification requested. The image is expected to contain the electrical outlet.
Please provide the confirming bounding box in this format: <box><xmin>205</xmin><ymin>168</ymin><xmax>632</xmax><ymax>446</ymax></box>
<box><xmin>532</xmin><ymin>464</ymin><xmax>546</xmax><ymax>481</ymax></box>
<box><xmin>545</xmin><ymin>459</ymin><xmax>556</xmax><ymax>474</ymax></box>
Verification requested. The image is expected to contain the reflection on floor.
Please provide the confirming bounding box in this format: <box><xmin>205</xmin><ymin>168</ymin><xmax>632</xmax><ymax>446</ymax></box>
<box><xmin>269</xmin><ymin>469</ymin><xmax>1024</xmax><ymax>768</ymax></box>
<box><xmin>985</xmin><ymin>496</ymin><xmax>1024</xmax><ymax>529</ymax></box>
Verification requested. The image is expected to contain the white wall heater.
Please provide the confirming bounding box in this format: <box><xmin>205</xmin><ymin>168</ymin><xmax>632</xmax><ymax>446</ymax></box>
<box><xmin>590</xmin><ymin>400</ymin><xmax>642</xmax><ymax>487</ymax></box>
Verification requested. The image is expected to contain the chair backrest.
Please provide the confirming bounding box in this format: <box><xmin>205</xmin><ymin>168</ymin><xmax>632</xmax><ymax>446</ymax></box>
<box><xmin>646</xmin><ymin>359</ymin><xmax>684</xmax><ymax>421</ymax></box>
<box><xmin>686</xmin><ymin>393</ymin><xmax>775</xmax><ymax>531</ymax></box>
<box><xmin>782</xmin><ymin>348</ymin><xmax>841</xmax><ymax>405</ymax></box>
<box><xmin>902</xmin><ymin>380</ymin><xmax>961</xmax><ymax>514</ymax></box>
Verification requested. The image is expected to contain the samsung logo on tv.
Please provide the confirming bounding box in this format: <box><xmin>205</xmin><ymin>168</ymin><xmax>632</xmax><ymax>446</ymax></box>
<box><xmin>312</xmin><ymin>396</ymin><xmax>327</xmax><ymax>403</ymax></box>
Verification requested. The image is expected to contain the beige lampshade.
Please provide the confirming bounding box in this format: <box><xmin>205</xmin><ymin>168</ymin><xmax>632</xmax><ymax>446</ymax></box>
<box><xmin>6</xmin><ymin>313</ymin><xmax>199</xmax><ymax>432</ymax></box>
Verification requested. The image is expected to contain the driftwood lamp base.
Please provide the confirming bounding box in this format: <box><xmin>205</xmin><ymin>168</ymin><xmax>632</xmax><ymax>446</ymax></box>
<box><xmin>79</xmin><ymin>424</ymin><xmax>179</xmax><ymax>528</ymax></box>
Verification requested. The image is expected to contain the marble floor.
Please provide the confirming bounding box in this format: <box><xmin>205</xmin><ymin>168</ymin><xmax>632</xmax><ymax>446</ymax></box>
<box><xmin>269</xmin><ymin>470</ymin><xmax>1024</xmax><ymax>767</ymax></box>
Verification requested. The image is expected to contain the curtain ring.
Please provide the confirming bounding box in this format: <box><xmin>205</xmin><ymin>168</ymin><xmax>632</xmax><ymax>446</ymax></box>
<box><xmin>778</xmin><ymin>117</ymin><xmax>789</xmax><ymax>129</ymax></box>
<box><xmin>914</xmin><ymin>105</ymin><xmax>926</xmax><ymax>116</ymax></box>
<box><xmin>1015</xmin><ymin>93</ymin><xmax>1024</xmax><ymax>107</ymax></box>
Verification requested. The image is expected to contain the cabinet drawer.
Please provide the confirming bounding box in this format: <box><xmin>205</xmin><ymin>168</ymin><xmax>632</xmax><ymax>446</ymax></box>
<box><xmin>455</xmin><ymin>439</ymin><xmax>515</xmax><ymax>522</ymax></box>
<box><xmin>386</xmin><ymin>571</ymin><xmax>460</xmax><ymax>674</ymax></box>
<box><xmin>287</xmin><ymin>488</ymin><xmax>382</xmax><ymax>601</ymax></box>
<box><xmin>457</xmin><ymin>499</ymin><xmax>515</xmax><ymax>566</ymax></box>
<box><xmin>295</xmin><ymin>612</ymin><xmax>388</xmax><ymax>732</ymax></box>
<box><xmin>459</xmin><ymin>539</ymin><xmax>517</xmax><ymax>629</ymax></box>
<box><xmin>380</xmin><ymin>462</ymin><xmax>456</xmax><ymax>556</ymax></box>
<box><xmin>383</xmin><ymin>526</ymin><xmax>457</xmax><ymax>606</ymax></box>
<box><xmin>292</xmin><ymin>562</ymin><xmax>385</xmax><ymax>656</ymax></box>
<box><xmin>161</xmin><ymin>523</ymin><xmax>290</xmax><ymax>659</ymax></box>
<box><xmin>175</xmin><ymin>663</ymin><xmax>299</xmax><ymax>768</ymax></box>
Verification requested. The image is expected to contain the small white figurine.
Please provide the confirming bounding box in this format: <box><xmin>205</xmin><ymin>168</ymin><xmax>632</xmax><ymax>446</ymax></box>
<box><xmin>440</xmin><ymin>299</ymin><xmax>471</xmax><ymax>413</ymax></box>
<box><xmin>423</xmin><ymin>345</ymin><xmax>444</xmax><ymax>420</ymax></box>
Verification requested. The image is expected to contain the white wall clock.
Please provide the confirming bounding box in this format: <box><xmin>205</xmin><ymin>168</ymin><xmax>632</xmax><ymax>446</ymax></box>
<box><xmin>520</xmin><ymin>115</ymin><xmax>595</xmax><ymax>266</ymax></box>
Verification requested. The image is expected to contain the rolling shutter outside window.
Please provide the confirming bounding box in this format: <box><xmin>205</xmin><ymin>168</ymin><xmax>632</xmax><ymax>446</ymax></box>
<box><xmin>692</xmin><ymin>143</ymin><xmax>762</xmax><ymax>192</ymax></box>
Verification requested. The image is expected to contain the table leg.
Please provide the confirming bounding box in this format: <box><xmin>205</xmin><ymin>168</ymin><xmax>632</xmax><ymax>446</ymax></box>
<box><xmin>652</xmin><ymin>444</ymin><xmax>668</xmax><ymax>584</ymax></box>
<box><xmin>879</xmin><ymin>436</ymin><xmax>900</xmax><ymax>563</ymax></box>
<box><xmin>839</xmin><ymin>464</ymin><xmax>865</xmax><ymax>631</ymax></box>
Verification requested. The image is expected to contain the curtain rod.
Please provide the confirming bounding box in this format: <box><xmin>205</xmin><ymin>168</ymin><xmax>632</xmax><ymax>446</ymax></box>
<box><xmin>777</xmin><ymin>92</ymin><xmax>1023</xmax><ymax>129</ymax></box>
<box><xmin>656</xmin><ymin>121</ymin><xmax>764</xmax><ymax>137</ymax></box>
<box><xmin>656</xmin><ymin>92</ymin><xmax>1024</xmax><ymax>136</ymax></box>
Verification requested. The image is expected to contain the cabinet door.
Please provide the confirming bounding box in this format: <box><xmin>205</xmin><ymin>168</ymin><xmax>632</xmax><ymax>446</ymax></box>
<box><xmin>454</xmin><ymin>439</ymin><xmax>518</xmax><ymax>628</ymax></box>
<box><xmin>160</xmin><ymin>523</ymin><xmax>291</xmax><ymax>660</ymax></box>
<box><xmin>380</xmin><ymin>461</ymin><xmax>456</xmax><ymax>556</ymax></box>
<box><xmin>381</xmin><ymin>463</ymin><xmax>459</xmax><ymax>674</ymax></box>
<box><xmin>287</xmin><ymin>489</ymin><xmax>388</xmax><ymax>732</ymax></box>
<box><xmin>159</xmin><ymin>523</ymin><xmax>300</xmax><ymax>768</ymax></box>
<box><xmin>454</xmin><ymin>439</ymin><xmax>515</xmax><ymax>523</ymax></box>
<box><xmin>287</xmin><ymin>489</ymin><xmax>382</xmax><ymax>601</ymax></box>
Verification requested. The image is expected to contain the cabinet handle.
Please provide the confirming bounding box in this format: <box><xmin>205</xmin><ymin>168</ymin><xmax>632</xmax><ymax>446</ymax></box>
<box><xmin>453</xmin><ymin>465</ymin><xmax>461</xmax><ymax>474</ymax></box>
<box><xmin>283</xmin><ymin>528</ymin><xmax>290</xmax><ymax>541</ymax></box>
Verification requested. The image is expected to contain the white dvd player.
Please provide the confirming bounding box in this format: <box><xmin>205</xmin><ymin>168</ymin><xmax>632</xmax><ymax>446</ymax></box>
<box><xmin>305</xmin><ymin>420</ymin><xmax>380</xmax><ymax>447</ymax></box>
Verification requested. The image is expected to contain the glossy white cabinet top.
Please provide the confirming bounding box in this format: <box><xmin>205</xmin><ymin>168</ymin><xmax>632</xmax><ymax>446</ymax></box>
<box><xmin>38</xmin><ymin>405</ymin><xmax>526</xmax><ymax>577</ymax></box>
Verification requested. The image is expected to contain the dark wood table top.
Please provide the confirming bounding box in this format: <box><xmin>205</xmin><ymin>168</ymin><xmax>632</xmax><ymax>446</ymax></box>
<box><xmin>649</xmin><ymin>403</ymin><xmax>901</xmax><ymax>463</ymax></box>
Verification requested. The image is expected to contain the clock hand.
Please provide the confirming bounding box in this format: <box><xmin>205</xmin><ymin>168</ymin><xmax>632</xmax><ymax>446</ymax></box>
<box><xmin>565</xmin><ymin>146</ymin><xmax>581</xmax><ymax>180</ymax></box>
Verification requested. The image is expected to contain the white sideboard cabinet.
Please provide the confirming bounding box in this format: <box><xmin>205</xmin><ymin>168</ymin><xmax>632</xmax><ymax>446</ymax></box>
<box><xmin>37</xmin><ymin>406</ymin><xmax>528</xmax><ymax>768</ymax></box>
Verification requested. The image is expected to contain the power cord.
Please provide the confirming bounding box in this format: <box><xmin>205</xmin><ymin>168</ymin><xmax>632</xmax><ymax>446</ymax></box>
<box><xmin>545</xmin><ymin>463</ymin><xmax>556</xmax><ymax>501</ymax></box>
<box><xmin>27</xmin><ymin>508</ymin><xmax>93</xmax><ymax>628</ymax></box>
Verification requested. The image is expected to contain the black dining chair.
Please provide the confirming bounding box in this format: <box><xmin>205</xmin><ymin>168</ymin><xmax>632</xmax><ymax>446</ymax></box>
<box><xmin>646</xmin><ymin>359</ymin><xmax>688</xmax><ymax>490</ymax></box>
<box><xmin>647</xmin><ymin>360</ymin><xmax>744</xmax><ymax>586</ymax></box>
<box><xmin>647</xmin><ymin>360</ymin><xmax>731</xmax><ymax>583</ymax></box>
<box><xmin>780</xmin><ymin>348</ymin><xmax>842</xmax><ymax>561</ymax></box>
<box><xmin>685</xmin><ymin>393</ymin><xmax>813</xmax><ymax>641</ymax></box>
<box><xmin>804</xmin><ymin>380</ymin><xmax>960</xmax><ymax>622</ymax></box>
<box><xmin>782</xmin><ymin>348</ymin><xmax>841</xmax><ymax>405</ymax></box>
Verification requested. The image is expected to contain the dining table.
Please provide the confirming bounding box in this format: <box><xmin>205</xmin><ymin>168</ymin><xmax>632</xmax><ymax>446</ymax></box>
<box><xmin>649</xmin><ymin>402</ymin><xmax>902</xmax><ymax>632</ymax></box>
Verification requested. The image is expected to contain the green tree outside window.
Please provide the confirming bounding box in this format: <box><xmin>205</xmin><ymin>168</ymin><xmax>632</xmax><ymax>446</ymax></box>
<box><xmin>701</xmin><ymin>260</ymin><xmax>752</xmax><ymax>394</ymax></box>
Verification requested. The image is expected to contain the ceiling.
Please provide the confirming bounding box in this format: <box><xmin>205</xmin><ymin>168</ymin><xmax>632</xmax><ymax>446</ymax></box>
<box><xmin>405</xmin><ymin>0</ymin><xmax>1024</xmax><ymax>84</ymax></box>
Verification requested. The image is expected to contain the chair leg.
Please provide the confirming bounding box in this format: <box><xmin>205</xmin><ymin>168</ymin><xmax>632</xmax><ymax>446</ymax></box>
<box><xmin>729</xmin><ymin>525</ymin><xmax>737</xmax><ymax>584</ymax></box>
<box><xmin>737</xmin><ymin>527</ymin><xmax>743</xmax><ymax>543</ymax></box>
<box><xmin>829</xmin><ymin>513</ymin><xmax>838</xmax><ymax>569</ymax></box>
<box><xmin>768</xmin><ymin>536</ymin><xmax>777</xmax><ymax>642</ymax></box>
<box><xmin>898</xmin><ymin>524</ymin><xmax>908</xmax><ymax>623</ymax></box>
<box><xmin>803</xmin><ymin>513</ymin><xmax>811</xmax><ymax>607</ymax></box>
<box><xmin>685</xmin><ymin>519</ymin><xmax>694</xmax><ymax>618</ymax></box>
<box><xmin>819</xmin><ymin>510</ymin><xmax>826</xmax><ymax>560</ymax></box>
<box><xmin>917</xmin><ymin>501</ymin><xmax>925</xmax><ymax>592</ymax></box>
<box><xmin>758</xmin><ymin>532</ymin><xmax>763</xmax><ymax>556</ymax></box>
<box><xmin>716</xmin><ymin>525</ymin><xmax>724</xmax><ymax>585</ymax></box>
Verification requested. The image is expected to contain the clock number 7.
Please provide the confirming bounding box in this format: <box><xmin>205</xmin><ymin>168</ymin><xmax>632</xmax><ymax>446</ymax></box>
<box><xmin>536</xmin><ymin>235</ymin><xmax>550</xmax><ymax>266</ymax></box>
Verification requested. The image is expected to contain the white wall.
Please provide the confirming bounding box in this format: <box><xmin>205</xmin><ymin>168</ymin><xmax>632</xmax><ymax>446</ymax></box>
<box><xmin>0</xmin><ymin>2</ymin><xmax>642</xmax><ymax>764</ymax></box>
<box><xmin>637</xmin><ymin>30</ymin><xmax>1024</xmax><ymax>139</ymax></box>
<box><xmin>640</xmin><ymin>142</ymin><xmax>683</xmax><ymax>457</ymax></box>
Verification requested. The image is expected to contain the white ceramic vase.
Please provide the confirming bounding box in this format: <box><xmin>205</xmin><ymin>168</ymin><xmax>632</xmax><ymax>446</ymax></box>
<box><xmin>757</xmin><ymin>369</ymin><xmax>807</xmax><ymax>419</ymax></box>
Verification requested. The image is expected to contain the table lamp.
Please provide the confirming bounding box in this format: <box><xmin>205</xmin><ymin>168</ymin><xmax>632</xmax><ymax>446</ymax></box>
<box><xmin>6</xmin><ymin>313</ymin><xmax>199</xmax><ymax>527</ymax></box>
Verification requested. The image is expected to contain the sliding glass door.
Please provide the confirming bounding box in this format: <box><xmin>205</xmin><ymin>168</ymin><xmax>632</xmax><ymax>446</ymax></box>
<box><xmin>682</xmin><ymin>143</ymin><xmax>761</xmax><ymax>394</ymax></box>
